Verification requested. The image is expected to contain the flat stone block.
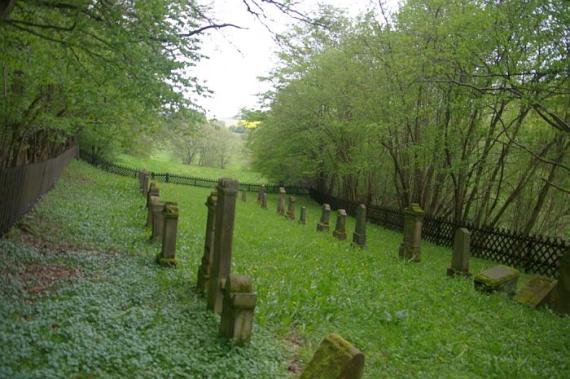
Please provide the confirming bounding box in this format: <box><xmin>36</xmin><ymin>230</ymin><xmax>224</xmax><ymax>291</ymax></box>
<box><xmin>514</xmin><ymin>276</ymin><xmax>558</xmax><ymax>308</ymax></box>
<box><xmin>474</xmin><ymin>265</ymin><xmax>519</xmax><ymax>297</ymax></box>
<box><xmin>300</xmin><ymin>333</ymin><xmax>364</xmax><ymax>379</ymax></box>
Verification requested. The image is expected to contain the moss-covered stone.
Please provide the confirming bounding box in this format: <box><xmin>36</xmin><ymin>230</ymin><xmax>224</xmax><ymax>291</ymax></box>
<box><xmin>474</xmin><ymin>265</ymin><xmax>519</xmax><ymax>297</ymax></box>
<box><xmin>300</xmin><ymin>333</ymin><xmax>364</xmax><ymax>379</ymax></box>
<box><xmin>514</xmin><ymin>276</ymin><xmax>557</xmax><ymax>308</ymax></box>
<box><xmin>156</xmin><ymin>254</ymin><xmax>177</xmax><ymax>267</ymax></box>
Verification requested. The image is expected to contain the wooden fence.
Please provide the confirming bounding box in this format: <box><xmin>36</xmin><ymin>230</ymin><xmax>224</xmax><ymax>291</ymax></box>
<box><xmin>78</xmin><ymin>150</ymin><xmax>309</xmax><ymax>195</ymax></box>
<box><xmin>0</xmin><ymin>146</ymin><xmax>78</xmax><ymax>236</ymax></box>
<box><xmin>309</xmin><ymin>189</ymin><xmax>568</xmax><ymax>278</ymax></box>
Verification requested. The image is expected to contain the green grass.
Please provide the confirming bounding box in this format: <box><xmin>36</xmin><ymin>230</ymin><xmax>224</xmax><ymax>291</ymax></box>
<box><xmin>2</xmin><ymin>160</ymin><xmax>570</xmax><ymax>378</ymax></box>
<box><xmin>116</xmin><ymin>150</ymin><xmax>266</xmax><ymax>184</ymax></box>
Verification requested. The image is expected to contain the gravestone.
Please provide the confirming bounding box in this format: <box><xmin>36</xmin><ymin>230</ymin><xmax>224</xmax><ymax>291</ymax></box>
<box><xmin>196</xmin><ymin>191</ymin><xmax>217</xmax><ymax>294</ymax></box>
<box><xmin>316</xmin><ymin>204</ymin><xmax>331</xmax><ymax>232</ymax></box>
<box><xmin>257</xmin><ymin>184</ymin><xmax>265</xmax><ymax>204</ymax></box>
<box><xmin>241</xmin><ymin>190</ymin><xmax>247</xmax><ymax>202</ymax></box>
<box><xmin>287</xmin><ymin>196</ymin><xmax>296</xmax><ymax>220</ymax></box>
<box><xmin>514</xmin><ymin>276</ymin><xmax>558</xmax><ymax>308</ymax></box>
<box><xmin>157</xmin><ymin>202</ymin><xmax>178</xmax><ymax>267</ymax></box>
<box><xmin>142</xmin><ymin>171</ymin><xmax>150</xmax><ymax>196</ymax></box>
<box><xmin>146</xmin><ymin>183</ymin><xmax>159</xmax><ymax>227</ymax></box>
<box><xmin>207</xmin><ymin>178</ymin><xmax>239</xmax><ymax>314</ymax></box>
<box><xmin>261</xmin><ymin>192</ymin><xmax>268</xmax><ymax>209</ymax></box>
<box><xmin>333</xmin><ymin>209</ymin><xmax>347</xmax><ymax>240</ymax></box>
<box><xmin>299</xmin><ymin>206</ymin><xmax>307</xmax><ymax>225</ymax></box>
<box><xmin>219</xmin><ymin>274</ymin><xmax>257</xmax><ymax>346</ymax></box>
<box><xmin>547</xmin><ymin>251</ymin><xmax>570</xmax><ymax>316</ymax></box>
<box><xmin>300</xmin><ymin>333</ymin><xmax>364</xmax><ymax>379</ymax></box>
<box><xmin>398</xmin><ymin>203</ymin><xmax>424</xmax><ymax>262</ymax></box>
<box><xmin>447</xmin><ymin>228</ymin><xmax>471</xmax><ymax>277</ymax></box>
<box><xmin>150</xmin><ymin>197</ymin><xmax>165</xmax><ymax>243</ymax></box>
<box><xmin>474</xmin><ymin>265</ymin><xmax>519</xmax><ymax>297</ymax></box>
<box><xmin>352</xmin><ymin>204</ymin><xmax>367</xmax><ymax>248</ymax></box>
<box><xmin>277</xmin><ymin>187</ymin><xmax>286</xmax><ymax>215</ymax></box>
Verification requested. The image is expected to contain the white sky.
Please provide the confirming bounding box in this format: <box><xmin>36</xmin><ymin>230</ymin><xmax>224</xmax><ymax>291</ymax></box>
<box><xmin>192</xmin><ymin>0</ymin><xmax>400</xmax><ymax>122</ymax></box>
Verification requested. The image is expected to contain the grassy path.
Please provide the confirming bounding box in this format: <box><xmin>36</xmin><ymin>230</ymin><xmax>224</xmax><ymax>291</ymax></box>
<box><xmin>1</xmin><ymin>160</ymin><xmax>569</xmax><ymax>378</ymax></box>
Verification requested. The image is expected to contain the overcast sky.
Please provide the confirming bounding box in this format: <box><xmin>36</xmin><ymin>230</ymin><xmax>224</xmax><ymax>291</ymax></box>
<box><xmin>192</xmin><ymin>0</ymin><xmax>400</xmax><ymax>122</ymax></box>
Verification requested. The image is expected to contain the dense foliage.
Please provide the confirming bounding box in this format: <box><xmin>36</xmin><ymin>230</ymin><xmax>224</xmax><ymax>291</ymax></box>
<box><xmin>249</xmin><ymin>0</ymin><xmax>570</xmax><ymax>237</ymax></box>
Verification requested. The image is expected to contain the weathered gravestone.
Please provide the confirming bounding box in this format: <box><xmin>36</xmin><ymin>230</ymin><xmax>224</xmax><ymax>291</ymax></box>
<box><xmin>547</xmin><ymin>251</ymin><xmax>570</xmax><ymax>316</ymax></box>
<box><xmin>333</xmin><ymin>209</ymin><xmax>347</xmax><ymax>240</ymax></box>
<box><xmin>299</xmin><ymin>206</ymin><xmax>307</xmax><ymax>225</ymax></box>
<box><xmin>316</xmin><ymin>204</ymin><xmax>331</xmax><ymax>232</ymax></box>
<box><xmin>219</xmin><ymin>274</ymin><xmax>257</xmax><ymax>346</ymax></box>
<box><xmin>287</xmin><ymin>196</ymin><xmax>296</xmax><ymax>220</ymax></box>
<box><xmin>474</xmin><ymin>265</ymin><xmax>519</xmax><ymax>297</ymax></box>
<box><xmin>241</xmin><ymin>190</ymin><xmax>246</xmax><ymax>202</ymax></box>
<box><xmin>447</xmin><ymin>228</ymin><xmax>471</xmax><ymax>277</ymax></box>
<box><xmin>398</xmin><ymin>203</ymin><xmax>424</xmax><ymax>262</ymax></box>
<box><xmin>146</xmin><ymin>183</ymin><xmax>159</xmax><ymax>227</ymax></box>
<box><xmin>157</xmin><ymin>202</ymin><xmax>178</xmax><ymax>267</ymax></box>
<box><xmin>150</xmin><ymin>197</ymin><xmax>165</xmax><ymax>243</ymax></box>
<box><xmin>196</xmin><ymin>191</ymin><xmax>217</xmax><ymax>294</ymax></box>
<box><xmin>514</xmin><ymin>276</ymin><xmax>558</xmax><ymax>308</ymax></box>
<box><xmin>277</xmin><ymin>187</ymin><xmax>286</xmax><ymax>215</ymax></box>
<box><xmin>300</xmin><ymin>333</ymin><xmax>364</xmax><ymax>379</ymax></box>
<box><xmin>261</xmin><ymin>192</ymin><xmax>268</xmax><ymax>209</ymax></box>
<box><xmin>207</xmin><ymin>178</ymin><xmax>239</xmax><ymax>314</ymax></box>
<box><xmin>142</xmin><ymin>170</ymin><xmax>150</xmax><ymax>196</ymax></box>
<box><xmin>257</xmin><ymin>184</ymin><xmax>265</xmax><ymax>204</ymax></box>
<box><xmin>352</xmin><ymin>204</ymin><xmax>367</xmax><ymax>248</ymax></box>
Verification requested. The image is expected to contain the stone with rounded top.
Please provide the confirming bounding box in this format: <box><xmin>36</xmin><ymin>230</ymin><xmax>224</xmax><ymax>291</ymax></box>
<box><xmin>287</xmin><ymin>196</ymin><xmax>296</xmax><ymax>220</ymax></box>
<box><xmin>317</xmin><ymin>204</ymin><xmax>331</xmax><ymax>232</ymax></box>
<box><xmin>398</xmin><ymin>203</ymin><xmax>425</xmax><ymax>262</ymax></box>
<box><xmin>219</xmin><ymin>274</ymin><xmax>256</xmax><ymax>346</ymax></box>
<box><xmin>352</xmin><ymin>204</ymin><xmax>367</xmax><ymax>248</ymax></box>
<box><xmin>333</xmin><ymin>209</ymin><xmax>347</xmax><ymax>240</ymax></box>
<box><xmin>447</xmin><ymin>227</ymin><xmax>471</xmax><ymax>277</ymax></box>
<box><xmin>299</xmin><ymin>206</ymin><xmax>307</xmax><ymax>225</ymax></box>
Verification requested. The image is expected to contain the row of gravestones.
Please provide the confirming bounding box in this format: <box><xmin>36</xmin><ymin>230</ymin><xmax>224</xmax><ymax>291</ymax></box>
<box><xmin>399</xmin><ymin>202</ymin><xmax>570</xmax><ymax>316</ymax></box>
<box><xmin>138</xmin><ymin>172</ymin><xmax>257</xmax><ymax>347</ymax></box>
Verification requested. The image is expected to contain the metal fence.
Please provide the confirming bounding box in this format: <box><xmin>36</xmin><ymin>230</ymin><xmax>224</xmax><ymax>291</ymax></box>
<box><xmin>309</xmin><ymin>189</ymin><xmax>569</xmax><ymax>278</ymax></box>
<box><xmin>78</xmin><ymin>150</ymin><xmax>309</xmax><ymax>195</ymax></box>
<box><xmin>0</xmin><ymin>146</ymin><xmax>78</xmax><ymax>236</ymax></box>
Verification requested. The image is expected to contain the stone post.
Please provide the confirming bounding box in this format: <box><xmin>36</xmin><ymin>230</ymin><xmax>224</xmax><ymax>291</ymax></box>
<box><xmin>207</xmin><ymin>178</ymin><xmax>239</xmax><ymax>314</ymax></box>
<box><xmin>241</xmin><ymin>190</ymin><xmax>246</xmax><ymax>202</ymax></box>
<box><xmin>142</xmin><ymin>170</ymin><xmax>150</xmax><ymax>196</ymax></box>
<box><xmin>398</xmin><ymin>203</ymin><xmax>424</xmax><ymax>262</ymax></box>
<box><xmin>287</xmin><ymin>196</ymin><xmax>296</xmax><ymax>220</ymax></box>
<box><xmin>300</xmin><ymin>334</ymin><xmax>364</xmax><ymax>379</ymax></box>
<box><xmin>333</xmin><ymin>209</ymin><xmax>347</xmax><ymax>240</ymax></box>
<box><xmin>196</xmin><ymin>191</ymin><xmax>217</xmax><ymax>294</ymax></box>
<box><xmin>352</xmin><ymin>204</ymin><xmax>367</xmax><ymax>248</ymax></box>
<box><xmin>219</xmin><ymin>274</ymin><xmax>257</xmax><ymax>346</ymax></box>
<box><xmin>447</xmin><ymin>228</ymin><xmax>471</xmax><ymax>277</ymax></box>
<box><xmin>150</xmin><ymin>197</ymin><xmax>165</xmax><ymax>243</ymax></box>
<box><xmin>277</xmin><ymin>187</ymin><xmax>286</xmax><ymax>215</ymax></box>
<box><xmin>261</xmin><ymin>192</ymin><xmax>268</xmax><ymax>209</ymax></box>
<box><xmin>146</xmin><ymin>183</ymin><xmax>159</xmax><ymax>227</ymax></box>
<box><xmin>257</xmin><ymin>185</ymin><xmax>265</xmax><ymax>204</ymax></box>
<box><xmin>157</xmin><ymin>202</ymin><xmax>178</xmax><ymax>267</ymax></box>
<box><xmin>316</xmin><ymin>204</ymin><xmax>331</xmax><ymax>232</ymax></box>
<box><xmin>548</xmin><ymin>251</ymin><xmax>570</xmax><ymax>316</ymax></box>
<box><xmin>299</xmin><ymin>206</ymin><xmax>307</xmax><ymax>225</ymax></box>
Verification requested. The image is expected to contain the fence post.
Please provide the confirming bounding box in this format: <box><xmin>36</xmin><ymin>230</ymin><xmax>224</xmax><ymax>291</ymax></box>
<box><xmin>165</xmin><ymin>173</ymin><xmax>170</xmax><ymax>183</ymax></box>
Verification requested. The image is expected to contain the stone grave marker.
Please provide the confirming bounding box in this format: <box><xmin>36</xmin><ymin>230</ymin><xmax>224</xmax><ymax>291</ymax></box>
<box><xmin>333</xmin><ymin>209</ymin><xmax>347</xmax><ymax>240</ymax></box>
<box><xmin>277</xmin><ymin>187</ymin><xmax>286</xmax><ymax>215</ymax></box>
<box><xmin>398</xmin><ymin>203</ymin><xmax>424</xmax><ymax>262</ymax></box>
<box><xmin>157</xmin><ymin>202</ymin><xmax>178</xmax><ymax>267</ymax></box>
<box><xmin>474</xmin><ymin>265</ymin><xmax>519</xmax><ymax>297</ymax></box>
<box><xmin>257</xmin><ymin>184</ymin><xmax>265</xmax><ymax>204</ymax></box>
<box><xmin>150</xmin><ymin>197</ymin><xmax>165</xmax><ymax>243</ymax></box>
<box><xmin>142</xmin><ymin>170</ymin><xmax>150</xmax><ymax>196</ymax></box>
<box><xmin>447</xmin><ymin>228</ymin><xmax>471</xmax><ymax>277</ymax></box>
<box><xmin>196</xmin><ymin>191</ymin><xmax>217</xmax><ymax>294</ymax></box>
<box><xmin>514</xmin><ymin>276</ymin><xmax>558</xmax><ymax>308</ymax></box>
<box><xmin>299</xmin><ymin>206</ymin><xmax>307</xmax><ymax>225</ymax></box>
<box><xmin>547</xmin><ymin>251</ymin><xmax>570</xmax><ymax>316</ymax></box>
<box><xmin>207</xmin><ymin>178</ymin><xmax>239</xmax><ymax>314</ymax></box>
<box><xmin>287</xmin><ymin>196</ymin><xmax>296</xmax><ymax>220</ymax></box>
<box><xmin>352</xmin><ymin>204</ymin><xmax>367</xmax><ymax>248</ymax></box>
<box><xmin>300</xmin><ymin>333</ymin><xmax>364</xmax><ymax>379</ymax></box>
<box><xmin>261</xmin><ymin>192</ymin><xmax>268</xmax><ymax>209</ymax></box>
<box><xmin>146</xmin><ymin>183</ymin><xmax>159</xmax><ymax>227</ymax></box>
<box><xmin>219</xmin><ymin>274</ymin><xmax>257</xmax><ymax>346</ymax></box>
<box><xmin>316</xmin><ymin>204</ymin><xmax>331</xmax><ymax>232</ymax></box>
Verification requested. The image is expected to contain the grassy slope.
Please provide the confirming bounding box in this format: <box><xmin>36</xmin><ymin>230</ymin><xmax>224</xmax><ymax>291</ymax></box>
<box><xmin>2</xmin><ymin>160</ymin><xmax>570</xmax><ymax>378</ymax></box>
<box><xmin>116</xmin><ymin>150</ymin><xmax>266</xmax><ymax>184</ymax></box>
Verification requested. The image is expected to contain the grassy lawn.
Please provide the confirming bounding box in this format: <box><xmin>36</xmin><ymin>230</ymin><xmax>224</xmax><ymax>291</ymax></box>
<box><xmin>116</xmin><ymin>150</ymin><xmax>267</xmax><ymax>184</ymax></box>
<box><xmin>1</xmin><ymin>159</ymin><xmax>570</xmax><ymax>378</ymax></box>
